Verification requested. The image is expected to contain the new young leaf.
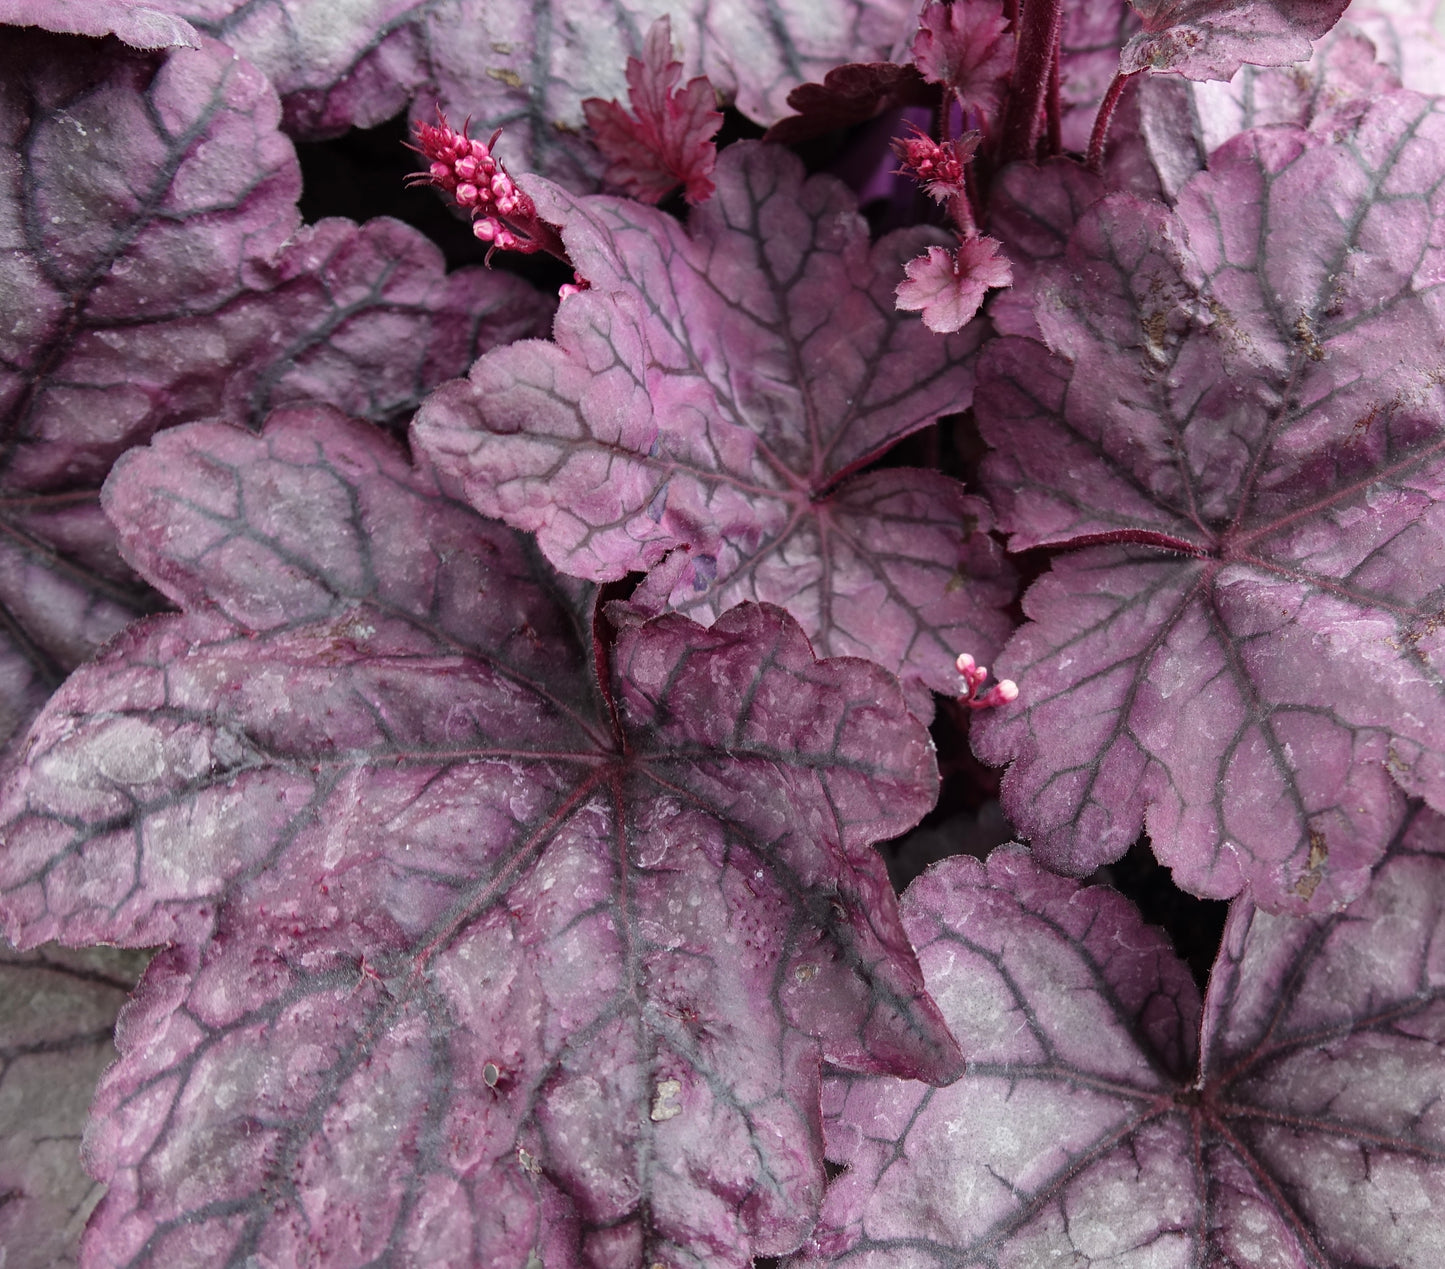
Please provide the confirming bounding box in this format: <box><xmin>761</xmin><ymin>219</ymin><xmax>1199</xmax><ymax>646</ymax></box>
<box><xmin>414</xmin><ymin>142</ymin><xmax>1014</xmax><ymax>712</ymax></box>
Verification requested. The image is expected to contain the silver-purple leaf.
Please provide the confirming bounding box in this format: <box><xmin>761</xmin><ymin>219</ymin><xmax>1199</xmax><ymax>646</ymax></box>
<box><xmin>0</xmin><ymin>942</ymin><xmax>149</xmax><ymax>1269</ymax></box>
<box><xmin>0</xmin><ymin>29</ymin><xmax>549</xmax><ymax>759</ymax></box>
<box><xmin>1121</xmin><ymin>0</ymin><xmax>1351</xmax><ymax>79</ymax></box>
<box><xmin>794</xmin><ymin>823</ymin><xmax>1445</xmax><ymax>1266</ymax></box>
<box><xmin>414</xmin><ymin>141</ymin><xmax>1013</xmax><ymax>711</ymax></box>
<box><xmin>171</xmin><ymin>0</ymin><xmax>920</xmax><ymax>186</ymax></box>
<box><xmin>973</xmin><ymin>95</ymin><xmax>1445</xmax><ymax>912</ymax></box>
<box><xmin>0</xmin><ymin>0</ymin><xmax>199</xmax><ymax>48</ymax></box>
<box><xmin>0</xmin><ymin>407</ymin><xmax>962</xmax><ymax>1267</ymax></box>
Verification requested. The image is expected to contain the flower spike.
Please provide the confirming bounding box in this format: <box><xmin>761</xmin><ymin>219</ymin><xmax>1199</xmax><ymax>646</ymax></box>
<box><xmin>956</xmin><ymin>651</ymin><xmax>1017</xmax><ymax>709</ymax></box>
<box><xmin>408</xmin><ymin>109</ymin><xmax>568</xmax><ymax>264</ymax></box>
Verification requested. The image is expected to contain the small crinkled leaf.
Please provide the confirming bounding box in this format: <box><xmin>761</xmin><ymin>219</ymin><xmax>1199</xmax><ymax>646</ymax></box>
<box><xmin>795</xmin><ymin>821</ymin><xmax>1445</xmax><ymax>1266</ymax></box>
<box><xmin>1122</xmin><ymin>0</ymin><xmax>1351</xmax><ymax>78</ymax></box>
<box><xmin>909</xmin><ymin>0</ymin><xmax>1014</xmax><ymax>119</ymax></box>
<box><xmin>414</xmin><ymin>141</ymin><xmax>1013</xmax><ymax>707</ymax></box>
<box><xmin>973</xmin><ymin>96</ymin><xmax>1445</xmax><ymax>911</ymax></box>
<box><xmin>172</xmin><ymin>0</ymin><xmax>922</xmax><ymax>186</ymax></box>
<box><xmin>0</xmin><ymin>941</ymin><xmax>150</xmax><ymax>1269</ymax></box>
<box><xmin>0</xmin><ymin>30</ymin><xmax>549</xmax><ymax>759</ymax></box>
<box><xmin>582</xmin><ymin>15</ymin><xmax>722</xmax><ymax>205</ymax></box>
<box><xmin>0</xmin><ymin>0</ymin><xmax>198</xmax><ymax>47</ymax></box>
<box><xmin>1</xmin><ymin>407</ymin><xmax>961</xmax><ymax>1267</ymax></box>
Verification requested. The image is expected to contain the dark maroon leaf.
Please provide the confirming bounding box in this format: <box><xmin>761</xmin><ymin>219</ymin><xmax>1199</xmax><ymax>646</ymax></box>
<box><xmin>0</xmin><ymin>0</ymin><xmax>196</xmax><ymax>47</ymax></box>
<box><xmin>582</xmin><ymin>15</ymin><xmax>722</xmax><ymax>206</ymax></box>
<box><xmin>973</xmin><ymin>94</ymin><xmax>1445</xmax><ymax>912</ymax></box>
<box><xmin>414</xmin><ymin>141</ymin><xmax>1014</xmax><ymax>711</ymax></box>
<box><xmin>794</xmin><ymin>822</ymin><xmax>1445</xmax><ymax>1265</ymax></box>
<box><xmin>0</xmin><ymin>407</ymin><xmax>961</xmax><ymax>1266</ymax></box>
<box><xmin>1122</xmin><ymin>0</ymin><xmax>1351</xmax><ymax>79</ymax></box>
<box><xmin>171</xmin><ymin>0</ymin><xmax>923</xmax><ymax>186</ymax></box>
<box><xmin>0</xmin><ymin>941</ymin><xmax>150</xmax><ymax>1269</ymax></box>
<box><xmin>0</xmin><ymin>29</ymin><xmax>550</xmax><ymax>761</ymax></box>
<box><xmin>764</xmin><ymin>63</ymin><xmax>935</xmax><ymax>148</ymax></box>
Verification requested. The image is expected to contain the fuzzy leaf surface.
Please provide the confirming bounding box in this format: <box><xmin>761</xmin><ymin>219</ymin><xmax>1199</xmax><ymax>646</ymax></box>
<box><xmin>171</xmin><ymin>0</ymin><xmax>920</xmax><ymax>186</ymax></box>
<box><xmin>793</xmin><ymin>824</ymin><xmax>1445</xmax><ymax>1266</ymax></box>
<box><xmin>414</xmin><ymin>142</ymin><xmax>1012</xmax><ymax>709</ymax></box>
<box><xmin>0</xmin><ymin>0</ymin><xmax>199</xmax><ymax>47</ymax></box>
<box><xmin>973</xmin><ymin>97</ymin><xmax>1445</xmax><ymax>911</ymax></box>
<box><xmin>0</xmin><ymin>943</ymin><xmax>150</xmax><ymax>1269</ymax></box>
<box><xmin>0</xmin><ymin>407</ymin><xmax>961</xmax><ymax>1267</ymax></box>
<box><xmin>0</xmin><ymin>30</ymin><xmax>549</xmax><ymax>760</ymax></box>
<box><xmin>1122</xmin><ymin>0</ymin><xmax>1351</xmax><ymax>78</ymax></box>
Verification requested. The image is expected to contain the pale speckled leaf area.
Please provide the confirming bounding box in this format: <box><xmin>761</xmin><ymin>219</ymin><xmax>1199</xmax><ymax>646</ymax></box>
<box><xmin>794</xmin><ymin>823</ymin><xmax>1445</xmax><ymax>1267</ymax></box>
<box><xmin>414</xmin><ymin>142</ymin><xmax>1014</xmax><ymax>711</ymax></box>
<box><xmin>0</xmin><ymin>409</ymin><xmax>962</xmax><ymax>1268</ymax></box>
<box><xmin>1122</xmin><ymin>0</ymin><xmax>1352</xmax><ymax>79</ymax></box>
<box><xmin>0</xmin><ymin>31</ymin><xmax>548</xmax><ymax>762</ymax></box>
<box><xmin>972</xmin><ymin>92</ymin><xmax>1445</xmax><ymax>913</ymax></box>
<box><xmin>0</xmin><ymin>942</ymin><xmax>150</xmax><ymax>1269</ymax></box>
<box><xmin>168</xmin><ymin>0</ymin><xmax>920</xmax><ymax>186</ymax></box>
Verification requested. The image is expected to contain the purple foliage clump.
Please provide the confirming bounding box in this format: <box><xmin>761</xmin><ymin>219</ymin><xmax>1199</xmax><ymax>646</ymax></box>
<box><xmin>2</xmin><ymin>0</ymin><xmax>1445</xmax><ymax>1266</ymax></box>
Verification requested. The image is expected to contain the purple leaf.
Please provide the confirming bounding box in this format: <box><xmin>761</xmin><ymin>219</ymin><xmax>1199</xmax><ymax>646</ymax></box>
<box><xmin>1138</xmin><ymin>26</ymin><xmax>1402</xmax><ymax>198</ymax></box>
<box><xmin>0</xmin><ymin>29</ymin><xmax>550</xmax><ymax>759</ymax></box>
<box><xmin>0</xmin><ymin>942</ymin><xmax>149</xmax><ymax>1269</ymax></box>
<box><xmin>795</xmin><ymin>823</ymin><xmax>1445</xmax><ymax>1265</ymax></box>
<box><xmin>973</xmin><ymin>95</ymin><xmax>1445</xmax><ymax>911</ymax></box>
<box><xmin>0</xmin><ymin>0</ymin><xmax>197</xmax><ymax>47</ymax></box>
<box><xmin>1122</xmin><ymin>0</ymin><xmax>1352</xmax><ymax>79</ymax></box>
<box><xmin>414</xmin><ymin>141</ymin><xmax>1014</xmax><ymax>709</ymax></box>
<box><xmin>1059</xmin><ymin>0</ymin><xmax>1141</xmax><ymax>151</ymax></box>
<box><xmin>1</xmin><ymin>407</ymin><xmax>961</xmax><ymax>1266</ymax></box>
<box><xmin>170</xmin><ymin>0</ymin><xmax>924</xmax><ymax>186</ymax></box>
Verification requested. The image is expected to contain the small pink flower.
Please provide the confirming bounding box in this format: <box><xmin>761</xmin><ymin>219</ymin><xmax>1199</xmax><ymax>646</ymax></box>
<box><xmin>896</xmin><ymin>236</ymin><xmax>1013</xmax><ymax>333</ymax></box>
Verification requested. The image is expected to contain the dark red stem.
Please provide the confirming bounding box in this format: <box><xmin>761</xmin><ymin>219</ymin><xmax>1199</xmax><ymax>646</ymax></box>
<box><xmin>999</xmin><ymin>0</ymin><xmax>1064</xmax><ymax>162</ymax></box>
<box><xmin>1044</xmin><ymin>37</ymin><xmax>1062</xmax><ymax>157</ymax></box>
<box><xmin>1087</xmin><ymin>70</ymin><xmax>1137</xmax><ymax>172</ymax></box>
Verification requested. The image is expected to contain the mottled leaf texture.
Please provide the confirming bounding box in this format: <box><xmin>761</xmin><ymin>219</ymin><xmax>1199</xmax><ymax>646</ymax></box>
<box><xmin>793</xmin><ymin>827</ymin><xmax>1445</xmax><ymax>1267</ymax></box>
<box><xmin>415</xmin><ymin>142</ymin><xmax>1013</xmax><ymax>711</ymax></box>
<box><xmin>582</xmin><ymin>15</ymin><xmax>722</xmax><ymax>205</ymax></box>
<box><xmin>1138</xmin><ymin>27</ymin><xmax>1402</xmax><ymax>198</ymax></box>
<box><xmin>0</xmin><ymin>30</ymin><xmax>549</xmax><ymax>760</ymax></box>
<box><xmin>0</xmin><ymin>942</ymin><xmax>150</xmax><ymax>1269</ymax></box>
<box><xmin>0</xmin><ymin>408</ymin><xmax>962</xmax><ymax>1268</ymax></box>
<box><xmin>973</xmin><ymin>94</ymin><xmax>1445</xmax><ymax>912</ymax></box>
<box><xmin>1122</xmin><ymin>0</ymin><xmax>1351</xmax><ymax>78</ymax></box>
<box><xmin>171</xmin><ymin>0</ymin><xmax>919</xmax><ymax>188</ymax></box>
<box><xmin>0</xmin><ymin>0</ymin><xmax>199</xmax><ymax>47</ymax></box>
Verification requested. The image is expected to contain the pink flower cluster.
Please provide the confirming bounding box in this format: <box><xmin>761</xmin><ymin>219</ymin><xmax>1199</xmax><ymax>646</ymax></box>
<box><xmin>891</xmin><ymin>123</ymin><xmax>978</xmax><ymax>205</ymax></box>
<box><xmin>954</xmin><ymin>652</ymin><xmax>1018</xmax><ymax>710</ymax></box>
<box><xmin>410</xmin><ymin>113</ymin><xmax>556</xmax><ymax>256</ymax></box>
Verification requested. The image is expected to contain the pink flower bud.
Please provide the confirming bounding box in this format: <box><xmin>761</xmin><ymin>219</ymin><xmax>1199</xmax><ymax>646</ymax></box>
<box><xmin>455</xmin><ymin>183</ymin><xmax>479</xmax><ymax>206</ymax></box>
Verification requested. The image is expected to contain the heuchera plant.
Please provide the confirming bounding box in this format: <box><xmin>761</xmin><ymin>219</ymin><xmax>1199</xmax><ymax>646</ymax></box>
<box><xmin>2</xmin><ymin>0</ymin><xmax>1445</xmax><ymax>1265</ymax></box>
